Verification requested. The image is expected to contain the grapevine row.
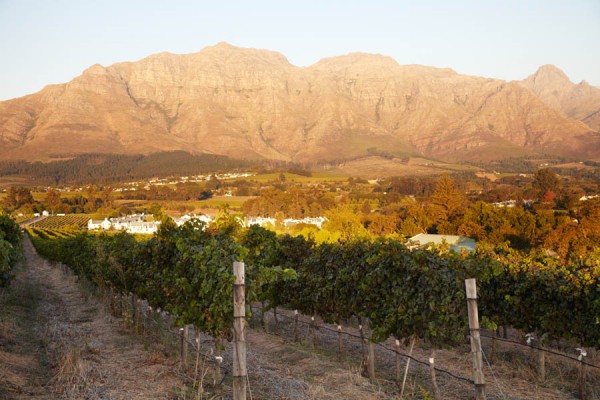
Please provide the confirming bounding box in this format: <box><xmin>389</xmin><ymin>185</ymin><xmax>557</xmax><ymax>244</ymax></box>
<box><xmin>0</xmin><ymin>214</ymin><xmax>23</xmax><ymax>287</ymax></box>
<box><xmin>27</xmin><ymin>220</ymin><xmax>600</xmax><ymax>349</ymax></box>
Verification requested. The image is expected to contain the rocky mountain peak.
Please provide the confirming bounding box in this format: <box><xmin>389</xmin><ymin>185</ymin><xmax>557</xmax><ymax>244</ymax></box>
<box><xmin>520</xmin><ymin>65</ymin><xmax>600</xmax><ymax>131</ymax></box>
<box><xmin>1</xmin><ymin>44</ymin><xmax>599</xmax><ymax>164</ymax></box>
<box><xmin>533</xmin><ymin>64</ymin><xmax>570</xmax><ymax>80</ymax></box>
<box><xmin>82</xmin><ymin>64</ymin><xmax>108</xmax><ymax>76</ymax></box>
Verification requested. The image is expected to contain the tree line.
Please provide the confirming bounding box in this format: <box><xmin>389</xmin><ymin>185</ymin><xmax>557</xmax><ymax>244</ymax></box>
<box><xmin>0</xmin><ymin>152</ymin><xmax>254</xmax><ymax>185</ymax></box>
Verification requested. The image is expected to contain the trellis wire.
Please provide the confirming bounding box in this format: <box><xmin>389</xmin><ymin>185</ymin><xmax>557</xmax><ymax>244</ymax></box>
<box><xmin>480</xmin><ymin>333</ymin><xmax>600</xmax><ymax>370</ymax></box>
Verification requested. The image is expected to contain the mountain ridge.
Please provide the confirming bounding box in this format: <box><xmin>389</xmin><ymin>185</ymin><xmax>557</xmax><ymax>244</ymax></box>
<box><xmin>1</xmin><ymin>43</ymin><xmax>598</xmax><ymax>164</ymax></box>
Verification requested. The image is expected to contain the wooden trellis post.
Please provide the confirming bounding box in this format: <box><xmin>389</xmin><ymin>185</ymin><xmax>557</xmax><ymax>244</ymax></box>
<box><xmin>293</xmin><ymin>310</ymin><xmax>299</xmax><ymax>342</ymax></box>
<box><xmin>465</xmin><ymin>278</ymin><xmax>486</xmax><ymax>400</ymax></box>
<box><xmin>577</xmin><ymin>347</ymin><xmax>587</xmax><ymax>400</ymax></box>
<box><xmin>233</xmin><ymin>261</ymin><xmax>247</xmax><ymax>400</ymax></box>
<box><xmin>429</xmin><ymin>350</ymin><xmax>440</xmax><ymax>400</ymax></box>
<box><xmin>367</xmin><ymin>339</ymin><xmax>376</xmax><ymax>381</ymax></box>
<box><xmin>337</xmin><ymin>325</ymin><xmax>344</xmax><ymax>362</ymax></box>
<box><xmin>395</xmin><ymin>339</ymin><xmax>402</xmax><ymax>385</ymax></box>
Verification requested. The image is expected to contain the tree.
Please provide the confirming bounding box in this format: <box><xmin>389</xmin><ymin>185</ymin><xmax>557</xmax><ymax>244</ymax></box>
<box><xmin>44</xmin><ymin>189</ymin><xmax>62</xmax><ymax>215</ymax></box>
<box><xmin>533</xmin><ymin>169</ymin><xmax>559</xmax><ymax>202</ymax></box>
<box><xmin>399</xmin><ymin>201</ymin><xmax>433</xmax><ymax>236</ymax></box>
<box><xmin>429</xmin><ymin>175</ymin><xmax>466</xmax><ymax>231</ymax></box>
<box><xmin>101</xmin><ymin>187</ymin><xmax>114</xmax><ymax>208</ymax></box>
<box><xmin>4</xmin><ymin>187</ymin><xmax>34</xmax><ymax>210</ymax></box>
<box><xmin>323</xmin><ymin>204</ymin><xmax>371</xmax><ymax>241</ymax></box>
<box><xmin>360</xmin><ymin>200</ymin><xmax>372</xmax><ymax>214</ymax></box>
<box><xmin>150</xmin><ymin>203</ymin><xmax>165</xmax><ymax>220</ymax></box>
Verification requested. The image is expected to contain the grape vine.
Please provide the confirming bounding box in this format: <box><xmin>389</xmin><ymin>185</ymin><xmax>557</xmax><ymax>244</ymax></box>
<box><xmin>27</xmin><ymin>221</ymin><xmax>600</xmax><ymax>349</ymax></box>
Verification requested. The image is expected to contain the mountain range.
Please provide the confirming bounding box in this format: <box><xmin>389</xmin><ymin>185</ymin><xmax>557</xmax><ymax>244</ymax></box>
<box><xmin>1</xmin><ymin>42</ymin><xmax>599</xmax><ymax>164</ymax></box>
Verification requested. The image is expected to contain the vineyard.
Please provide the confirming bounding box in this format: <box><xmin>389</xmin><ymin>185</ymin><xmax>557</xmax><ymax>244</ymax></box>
<box><xmin>31</xmin><ymin>214</ymin><xmax>90</xmax><ymax>229</ymax></box>
<box><xmin>25</xmin><ymin>218</ymin><xmax>600</xmax><ymax>399</ymax></box>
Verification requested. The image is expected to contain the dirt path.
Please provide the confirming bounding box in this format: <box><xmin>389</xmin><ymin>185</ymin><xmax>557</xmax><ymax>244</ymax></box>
<box><xmin>0</xmin><ymin>236</ymin><xmax>181</xmax><ymax>399</ymax></box>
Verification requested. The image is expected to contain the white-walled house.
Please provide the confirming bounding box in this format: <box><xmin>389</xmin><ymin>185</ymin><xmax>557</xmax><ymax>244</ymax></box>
<box><xmin>246</xmin><ymin>216</ymin><xmax>327</xmax><ymax>229</ymax></box>
<box><xmin>87</xmin><ymin>219</ymin><xmax>101</xmax><ymax>230</ymax></box>
<box><xmin>88</xmin><ymin>215</ymin><xmax>159</xmax><ymax>234</ymax></box>
<box><xmin>88</xmin><ymin>218</ymin><xmax>112</xmax><ymax>230</ymax></box>
<box><xmin>173</xmin><ymin>214</ymin><xmax>214</xmax><ymax>227</ymax></box>
<box><xmin>283</xmin><ymin>216</ymin><xmax>327</xmax><ymax>229</ymax></box>
<box><xmin>127</xmin><ymin>221</ymin><xmax>161</xmax><ymax>234</ymax></box>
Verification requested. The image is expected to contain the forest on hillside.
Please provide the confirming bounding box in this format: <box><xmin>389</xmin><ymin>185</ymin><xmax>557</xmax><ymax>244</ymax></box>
<box><xmin>0</xmin><ymin>152</ymin><xmax>256</xmax><ymax>185</ymax></box>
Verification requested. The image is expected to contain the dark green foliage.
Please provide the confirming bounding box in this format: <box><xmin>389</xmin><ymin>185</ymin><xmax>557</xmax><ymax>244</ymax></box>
<box><xmin>0</xmin><ymin>214</ymin><xmax>23</xmax><ymax>287</ymax></box>
<box><xmin>0</xmin><ymin>152</ymin><xmax>255</xmax><ymax>185</ymax></box>
<box><xmin>26</xmin><ymin>223</ymin><xmax>600</xmax><ymax>349</ymax></box>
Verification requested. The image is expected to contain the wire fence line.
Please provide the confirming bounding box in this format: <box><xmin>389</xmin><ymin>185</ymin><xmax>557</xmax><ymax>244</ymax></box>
<box><xmin>480</xmin><ymin>333</ymin><xmax>600</xmax><ymax>370</ymax></box>
<box><xmin>110</xmin><ymin>292</ymin><xmax>233</xmax><ymax>375</ymax></box>
<box><xmin>265</xmin><ymin>307</ymin><xmax>476</xmax><ymax>385</ymax></box>
<box><xmin>103</xmin><ymin>286</ymin><xmax>478</xmax><ymax>393</ymax></box>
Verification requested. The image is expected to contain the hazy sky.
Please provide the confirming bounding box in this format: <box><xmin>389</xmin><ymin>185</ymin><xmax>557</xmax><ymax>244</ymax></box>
<box><xmin>1</xmin><ymin>0</ymin><xmax>599</xmax><ymax>100</ymax></box>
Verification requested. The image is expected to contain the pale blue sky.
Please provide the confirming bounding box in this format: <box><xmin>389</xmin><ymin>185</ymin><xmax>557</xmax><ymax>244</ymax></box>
<box><xmin>0</xmin><ymin>0</ymin><xmax>599</xmax><ymax>100</ymax></box>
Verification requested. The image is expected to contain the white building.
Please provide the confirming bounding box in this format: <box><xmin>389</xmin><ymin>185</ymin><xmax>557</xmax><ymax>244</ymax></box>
<box><xmin>88</xmin><ymin>215</ymin><xmax>160</xmax><ymax>234</ymax></box>
<box><xmin>246</xmin><ymin>216</ymin><xmax>327</xmax><ymax>229</ymax></box>
<box><xmin>127</xmin><ymin>221</ymin><xmax>161</xmax><ymax>234</ymax></box>
<box><xmin>173</xmin><ymin>214</ymin><xmax>214</xmax><ymax>227</ymax></box>
<box><xmin>88</xmin><ymin>218</ymin><xmax>112</xmax><ymax>231</ymax></box>
<box><xmin>283</xmin><ymin>216</ymin><xmax>328</xmax><ymax>229</ymax></box>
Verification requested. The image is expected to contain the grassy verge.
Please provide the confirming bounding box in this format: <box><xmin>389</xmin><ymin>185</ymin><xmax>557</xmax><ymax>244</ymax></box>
<box><xmin>0</xmin><ymin>269</ymin><xmax>51</xmax><ymax>398</ymax></box>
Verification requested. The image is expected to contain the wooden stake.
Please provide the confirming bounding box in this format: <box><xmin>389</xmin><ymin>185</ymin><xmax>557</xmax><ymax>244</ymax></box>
<box><xmin>537</xmin><ymin>343</ymin><xmax>545</xmax><ymax>382</ymax></box>
<box><xmin>367</xmin><ymin>339</ymin><xmax>376</xmax><ymax>381</ymax></box>
<box><xmin>130</xmin><ymin>294</ymin><xmax>136</xmax><ymax>331</ymax></box>
<box><xmin>214</xmin><ymin>348</ymin><xmax>223</xmax><ymax>388</ymax></box>
<box><xmin>179</xmin><ymin>328</ymin><xmax>186</xmax><ymax>371</ymax></box>
<box><xmin>261</xmin><ymin>301</ymin><xmax>268</xmax><ymax>332</ymax></box>
<box><xmin>400</xmin><ymin>336</ymin><xmax>416</xmax><ymax>399</ymax></box>
<box><xmin>395</xmin><ymin>339</ymin><xmax>401</xmax><ymax>385</ymax></box>
<box><xmin>293</xmin><ymin>310</ymin><xmax>299</xmax><ymax>342</ymax></box>
<box><xmin>184</xmin><ymin>325</ymin><xmax>190</xmax><ymax>367</ymax></box>
<box><xmin>133</xmin><ymin>296</ymin><xmax>141</xmax><ymax>333</ymax></box>
<box><xmin>578</xmin><ymin>348</ymin><xmax>587</xmax><ymax>400</ymax></box>
<box><xmin>490</xmin><ymin>329</ymin><xmax>497</xmax><ymax>364</ymax></box>
<box><xmin>193</xmin><ymin>330</ymin><xmax>201</xmax><ymax>389</ymax></box>
<box><xmin>273</xmin><ymin>306</ymin><xmax>279</xmax><ymax>334</ymax></box>
<box><xmin>428</xmin><ymin>350</ymin><xmax>440</xmax><ymax>400</ymax></box>
<box><xmin>232</xmin><ymin>261</ymin><xmax>247</xmax><ymax>400</ymax></box>
<box><xmin>312</xmin><ymin>315</ymin><xmax>318</xmax><ymax>348</ymax></box>
<box><xmin>337</xmin><ymin>325</ymin><xmax>344</xmax><ymax>362</ymax></box>
<box><xmin>121</xmin><ymin>294</ymin><xmax>128</xmax><ymax>327</ymax></box>
<box><xmin>579</xmin><ymin>362</ymin><xmax>587</xmax><ymax>400</ymax></box>
<box><xmin>359</xmin><ymin>320</ymin><xmax>367</xmax><ymax>374</ymax></box>
<box><xmin>465</xmin><ymin>278</ymin><xmax>486</xmax><ymax>400</ymax></box>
